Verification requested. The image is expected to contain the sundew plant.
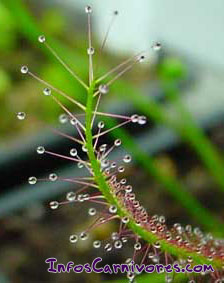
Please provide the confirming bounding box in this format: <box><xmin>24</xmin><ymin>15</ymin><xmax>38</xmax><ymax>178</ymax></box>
<box><xmin>19</xmin><ymin>5</ymin><xmax>224</xmax><ymax>283</ymax></box>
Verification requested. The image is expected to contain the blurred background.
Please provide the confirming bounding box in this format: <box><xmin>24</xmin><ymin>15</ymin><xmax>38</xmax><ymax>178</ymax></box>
<box><xmin>0</xmin><ymin>0</ymin><xmax>224</xmax><ymax>282</ymax></box>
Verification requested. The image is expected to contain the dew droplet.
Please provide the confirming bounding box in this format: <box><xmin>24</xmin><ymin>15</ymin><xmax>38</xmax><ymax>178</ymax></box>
<box><xmin>98</xmin><ymin>84</ymin><xmax>109</xmax><ymax>94</ymax></box>
<box><xmin>49</xmin><ymin>173</ymin><xmax>58</xmax><ymax>182</ymax></box>
<box><xmin>88</xmin><ymin>208</ymin><xmax>97</xmax><ymax>216</ymax></box>
<box><xmin>152</xmin><ymin>42</ymin><xmax>162</xmax><ymax>51</ymax></box>
<box><xmin>36</xmin><ymin>146</ymin><xmax>45</xmax><ymax>154</ymax></box>
<box><xmin>49</xmin><ymin>201</ymin><xmax>59</xmax><ymax>210</ymax></box>
<box><xmin>123</xmin><ymin>154</ymin><xmax>132</xmax><ymax>163</ymax></box>
<box><xmin>114</xmin><ymin>139</ymin><xmax>121</xmax><ymax>146</ymax></box>
<box><xmin>93</xmin><ymin>240</ymin><xmax>101</xmax><ymax>248</ymax></box>
<box><xmin>17</xmin><ymin>112</ymin><xmax>26</xmax><ymax>120</ymax></box>
<box><xmin>118</xmin><ymin>166</ymin><xmax>125</xmax><ymax>173</ymax></box>
<box><xmin>104</xmin><ymin>243</ymin><xmax>112</xmax><ymax>252</ymax></box>
<box><xmin>82</xmin><ymin>145</ymin><xmax>88</xmax><ymax>152</ymax></box>
<box><xmin>111</xmin><ymin>232</ymin><xmax>119</xmax><ymax>241</ymax></box>
<box><xmin>69</xmin><ymin>234</ymin><xmax>78</xmax><ymax>243</ymax></box>
<box><xmin>38</xmin><ymin>35</ymin><xmax>46</xmax><ymax>43</ymax></box>
<box><xmin>114</xmin><ymin>240</ymin><xmax>123</xmax><ymax>249</ymax></box>
<box><xmin>134</xmin><ymin>242</ymin><xmax>142</xmax><ymax>250</ymax></box>
<box><xmin>43</xmin><ymin>87</ymin><xmax>51</xmax><ymax>96</ymax></box>
<box><xmin>80</xmin><ymin>232</ymin><xmax>88</xmax><ymax>241</ymax></box>
<box><xmin>85</xmin><ymin>5</ymin><xmax>92</xmax><ymax>14</ymax></box>
<box><xmin>98</xmin><ymin>121</ymin><xmax>105</xmax><ymax>129</ymax></box>
<box><xmin>20</xmin><ymin>66</ymin><xmax>28</xmax><ymax>74</ymax></box>
<box><xmin>109</xmin><ymin>205</ymin><xmax>117</xmax><ymax>214</ymax></box>
<box><xmin>59</xmin><ymin>114</ymin><xmax>68</xmax><ymax>124</ymax></box>
<box><xmin>70</xmin><ymin>148</ymin><xmax>77</xmax><ymax>157</ymax></box>
<box><xmin>138</xmin><ymin>55</ymin><xmax>145</xmax><ymax>63</ymax></box>
<box><xmin>66</xmin><ymin>192</ymin><xmax>76</xmax><ymax>201</ymax></box>
<box><xmin>28</xmin><ymin>176</ymin><xmax>37</xmax><ymax>185</ymax></box>
<box><xmin>70</xmin><ymin>117</ymin><xmax>78</xmax><ymax>126</ymax></box>
<box><xmin>111</xmin><ymin>162</ymin><xmax>117</xmax><ymax>168</ymax></box>
<box><xmin>125</xmin><ymin>185</ymin><xmax>132</xmax><ymax>193</ymax></box>
<box><xmin>122</xmin><ymin>216</ymin><xmax>129</xmax><ymax>224</ymax></box>
<box><xmin>87</xmin><ymin>47</ymin><xmax>95</xmax><ymax>55</ymax></box>
<box><xmin>138</xmin><ymin>116</ymin><xmax>147</xmax><ymax>125</ymax></box>
<box><xmin>131</xmin><ymin>114</ymin><xmax>139</xmax><ymax>123</ymax></box>
<box><xmin>77</xmin><ymin>162</ymin><xmax>84</xmax><ymax>169</ymax></box>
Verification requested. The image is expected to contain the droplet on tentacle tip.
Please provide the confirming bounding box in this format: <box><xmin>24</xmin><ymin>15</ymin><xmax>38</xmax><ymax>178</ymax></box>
<box><xmin>137</xmin><ymin>116</ymin><xmax>147</xmax><ymax>125</ymax></box>
<box><xmin>131</xmin><ymin>114</ymin><xmax>139</xmax><ymax>123</ymax></box>
<box><xmin>49</xmin><ymin>201</ymin><xmax>59</xmax><ymax>210</ymax></box>
<box><xmin>104</xmin><ymin>243</ymin><xmax>112</xmax><ymax>252</ymax></box>
<box><xmin>138</xmin><ymin>55</ymin><xmax>145</xmax><ymax>63</ymax></box>
<box><xmin>134</xmin><ymin>242</ymin><xmax>142</xmax><ymax>250</ymax></box>
<box><xmin>36</xmin><ymin>146</ymin><xmax>45</xmax><ymax>154</ymax></box>
<box><xmin>28</xmin><ymin>176</ymin><xmax>37</xmax><ymax>185</ymax></box>
<box><xmin>98</xmin><ymin>121</ymin><xmax>105</xmax><ymax>129</ymax></box>
<box><xmin>87</xmin><ymin>47</ymin><xmax>95</xmax><ymax>55</ymax></box>
<box><xmin>98</xmin><ymin>84</ymin><xmax>109</xmax><ymax>94</ymax></box>
<box><xmin>77</xmin><ymin>162</ymin><xmax>84</xmax><ymax>169</ymax></box>
<box><xmin>17</xmin><ymin>112</ymin><xmax>26</xmax><ymax>120</ymax></box>
<box><xmin>38</xmin><ymin>35</ymin><xmax>46</xmax><ymax>43</ymax></box>
<box><xmin>69</xmin><ymin>234</ymin><xmax>78</xmax><ymax>243</ymax></box>
<box><xmin>85</xmin><ymin>5</ymin><xmax>92</xmax><ymax>14</ymax></box>
<box><xmin>66</xmin><ymin>192</ymin><xmax>76</xmax><ymax>201</ymax></box>
<box><xmin>152</xmin><ymin>42</ymin><xmax>162</xmax><ymax>51</ymax></box>
<box><xmin>114</xmin><ymin>139</ymin><xmax>121</xmax><ymax>147</ymax></box>
<box><xmin>123</xmin><ymin>154</ymin><xmax>132</xmax><ymax>163</ymax></box>
<box><xmin>49</xmin><ymin>173</ymin><xmax>58</xmax><ymax>182</ymax></box>
<box><xmin>70</xmin><ymin>117</ymin><xmax>78</xmax><ymax>126</ymax></box>
<box><xmin>109</xmin><ymin>205</ymin><xmax>117</xmax><ymax>214</ymax></box>
<box><xmin>70</xmin><ymin>148</ymin><xmax>77</xmax><ymax>157</ymax></box>
<box><xmin>114</xmin><ymin>240</ymin><xmax>123</xmax><ymax>249</ymax></box>
<box><xmin>43</xmin><ymin>87</ymin><xmax>51</xmax><ymax>96</ymax></box>
<box><xmin>20</xmin><ymin>66</ymin><xmax>28</xmax><ymax>74</ymax></box>
<box><xmin>58</xmin><ymin>114</ymin><xmax>68</xmax><ymax>124</ymax></box>
<box><xmin>93</xmin><ymin>240</ymin><xmax>101</xmax><ymax>248</ymax></box>
<box><xmin>80</xmin><ymin>232</ymin><xmax>88</xmax><ymax>241</ymax></box>
<box><xmin>88</xmin><ymin>207</ymin><xmax>97</xmax><ymax>216</ymax></box>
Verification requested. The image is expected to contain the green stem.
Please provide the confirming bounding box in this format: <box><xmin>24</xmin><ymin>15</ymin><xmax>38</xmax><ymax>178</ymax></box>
<box><xmin>85</xmin><ymin>82</ymin><xmax>223</xmax><ymax>270</ymax></box>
